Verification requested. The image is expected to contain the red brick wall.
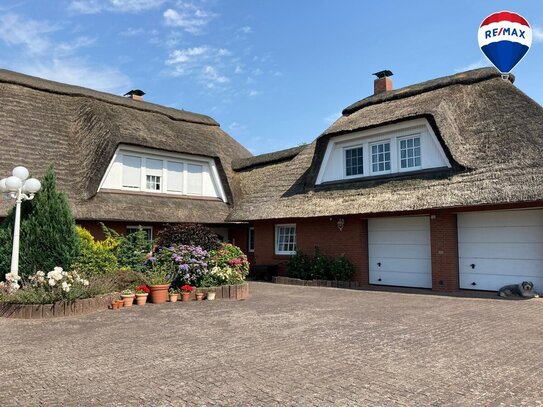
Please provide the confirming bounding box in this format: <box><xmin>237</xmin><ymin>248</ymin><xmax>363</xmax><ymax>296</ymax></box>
<box><xmin>253</xmin><ymin>216</ymin><xmax>369</xmax><ymax>283</ymax></box>
<box><xmin>430</xmin><ymin>213</ymin><xmax>459</xmax><ymax>291</ymax></box>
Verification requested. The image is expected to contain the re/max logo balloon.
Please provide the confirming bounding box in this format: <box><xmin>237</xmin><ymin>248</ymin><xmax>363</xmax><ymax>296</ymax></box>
<box><xmin>478</xmin><ymin>11</ymin><xmax>532</xmax><ymax>77</ymax></box>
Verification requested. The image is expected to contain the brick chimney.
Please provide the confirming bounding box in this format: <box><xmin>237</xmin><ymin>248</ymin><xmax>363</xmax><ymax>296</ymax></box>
<box><xmin>123</xmin><ymin>89</ymin><xmax>145</xmax><ymax>101</ymax></box>
<box><xmin>373</xmin><ymin>70</ymin><xmax>393</xmax><ymax>95</ymax></box>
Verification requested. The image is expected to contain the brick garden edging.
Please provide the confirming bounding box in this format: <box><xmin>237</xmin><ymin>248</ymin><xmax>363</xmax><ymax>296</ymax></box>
<box><xmin>0</xmin><ymin>293</ymin><xmax>118</xmax><ymax>319</ymax></box>
<box><xmin>273</xmin><ymin>276</ymin><xmax>359</xmax><ymax>289</ymax></box>
<box><xmin>194</xmin><ymin>283</ymin><xmax>249</xmax><ymax>300</ymax></box>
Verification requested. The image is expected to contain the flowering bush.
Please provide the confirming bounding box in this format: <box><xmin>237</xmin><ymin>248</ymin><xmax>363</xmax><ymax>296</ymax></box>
<box><xmin>1</xmin><ymin>267</ymin><xmax>94</xmax><ymax>304</ymax></box>
<box><xmin>155</xmin><ymin>245</ymin><xmax>209</xmax><ymax>287</ymax></box>
<box><xmin>135</xmin><ymin>285</ymin><xmax>150</xmax><ymax>294</ymax></box>
<box><xmin>180</xmin><ymin>284</ymin><xmax>194</xmax><ymax>293</ymax></box>
<box><xmin>208</xmin><ymin>244</ymin><xmax>249</xmax><ymax>285</ymax></box>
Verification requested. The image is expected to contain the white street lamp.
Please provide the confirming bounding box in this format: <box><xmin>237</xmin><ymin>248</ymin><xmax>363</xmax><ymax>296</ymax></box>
<box><xmin>1</xmin><ymin>166</ymin><xmax>42</xmax><ymax>277</ymax></box>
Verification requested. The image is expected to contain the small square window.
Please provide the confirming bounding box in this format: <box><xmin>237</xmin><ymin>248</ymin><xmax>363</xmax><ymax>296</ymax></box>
<box><xmin>248</xmin><ymin>227</ymin><xmax>255</xmax><ymax>253</ymax></box>
<box><xmin>146</xmin><ymin>175</ymin><xmax>161</xmax><ymax>191</ymax></box>
<box><xmin>345</xmin><ymin>147</ymin><xmax>364</xmax><ymax>176</ymax></box>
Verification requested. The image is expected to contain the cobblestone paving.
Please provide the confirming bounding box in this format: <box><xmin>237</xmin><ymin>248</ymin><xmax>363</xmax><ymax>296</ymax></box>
<box><xmin>1</xmin><ymin>283</ymin><xmax>543</xmax><ymax>406</ymax></box>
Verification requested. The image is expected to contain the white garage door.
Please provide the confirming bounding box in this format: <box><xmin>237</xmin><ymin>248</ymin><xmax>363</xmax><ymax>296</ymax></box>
<box><xmin>458</xmin><ymin>210</ymin><xmax>543</xmax><ymax>291</ymax></box>
<box><xmin>368</xmin><ymin>216</ymin><xmax>432</xmax><ymax>288</ymax></box>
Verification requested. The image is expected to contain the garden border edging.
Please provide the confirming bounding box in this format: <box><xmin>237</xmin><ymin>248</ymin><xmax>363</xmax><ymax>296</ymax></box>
<box><xmin>272</xmin><ymin>276</ymin><xmax>359</xmax><ymax>289</ymax></box>
<box><xmin>0</xmin><ymin>293</ymin><xmax>118</xmax><ymax>319</ymax></box>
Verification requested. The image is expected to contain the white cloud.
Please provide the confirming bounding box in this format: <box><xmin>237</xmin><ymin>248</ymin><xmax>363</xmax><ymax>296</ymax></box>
<box><xmin>69</xmin><ymin>0</ymin><xmax>165</xmax><ymax>14</ymax></box>
<box><xmin>454</xmin><ymin>59</ymin><xmax>489</xmax><ymax>73</ymax></box>
<box><xmin>14</xmin><ymin>58</ymin><xmax>131</xmax><ymax>93</ymax></box>
<box><xmin>0</xmin><ymin>14</ymin><xmax>57</xmax><ymax>54</ymax></box>
<box><xmin>323</xmin><ymin>112</ymin><xmax>341</xmax><ymax>124</ymax></box>
<box><xmin>202</xmin><ymin>65</ymin><xmax>229</xmax><ymax>87</ymax></box>
<box><xmin>166</xmin><ymin>46</ymin><xmax>209</xmax><ymax>65</ymax></box>
<box><xmin>55</xmin><ymin>36</ymin><xmax>96</xmax><ymax>56</ymax></box>
<box><xmin>533</xmin><ymin>26</ymin><xmax>543</xmax><ymax>43</ymax></box>
<box><xmin>248</xmin><ymin>89</ymin><xmax>260</xmax><ymax>97</ymax></box>
<box><xmin>163</xmin><ymin>2</ymin><xmax>216</xmax><ymax>34</ymax></box>
<box><xmin>240</xmin><ymin>26</ymin><xmax>252</xmax><ymax>34</ymax></box>
<box><xmin>120</xmin><ymin>27</ymin><xmax>145</xmax><ymax>37</ymax></box>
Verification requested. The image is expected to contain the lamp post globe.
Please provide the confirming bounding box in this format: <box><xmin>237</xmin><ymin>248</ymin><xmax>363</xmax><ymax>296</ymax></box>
<box><xmin>5</xmin><ymin>176</ymin><xmax>22</xmax><ymax>192</ymax></box>
<box><xmin>0</xmin><ymin>178</ymin><xmax>7</xmax><ymax>193</ymax></box>
<box><xmin>12</xmin><ymin>166</ymin><xmax>29</xmax><ymax>181</ymax></box>
<box><xmin>23</xmin><ymin>178</ymin><xmax>41</xmax><ymax>194</ymax></box>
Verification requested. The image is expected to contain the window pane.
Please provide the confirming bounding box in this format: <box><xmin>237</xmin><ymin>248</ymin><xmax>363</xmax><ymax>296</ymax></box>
<box><xmin>167</xmin><ymin>161</ymin><xmax>183</xmax><ymax>192</ymax></box>
<box><xmin>276</xmin><ymin>226</ymin><xmax>296</xmax><ymax>253</ymax></box>
<box><xmin>187</xmin><ymin>164</ymin><xmax>203</xmax><ymax>195</ymax></box>
<box><xmin>345</xmin><ymin>147</ymin><xmax>363</xmax><ymax>176</ymax></box>
<box><xmin>122</xmin><ymin>155</ymin><xmax>141</xmax><ymax>189</ymax></box>
<box><xmin>146</xmin><ymin>175</ymin><xmax>161</xmax><ymax>191</ymax></box>
<box><xmin>399</xmin><ymin>137</ymin><xmax>421</xmax><ymax>169</ymax></box>
<box><xmin>370</xmin><ymin>142</ymin><xmax>390</xmax><ymax>173</ymax></box>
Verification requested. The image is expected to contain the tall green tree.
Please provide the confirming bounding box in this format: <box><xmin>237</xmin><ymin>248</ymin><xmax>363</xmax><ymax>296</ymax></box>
<box><xmin>0</xmin><ymin>165</ymin><xmax>80</xmax><ymax>276</ymax></box>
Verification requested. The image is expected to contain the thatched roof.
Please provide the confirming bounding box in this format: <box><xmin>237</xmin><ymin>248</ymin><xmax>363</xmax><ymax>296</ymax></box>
<box><xmin>229</xmin><ymin>68</ymin><xmax>543</xmax><ymax>221</ymax></box>
<box><xmin>232</xmin><ymin>145</ymin><xmax>305</xmax><ymax>170</ymax></box>
<box><xmin>0</xmin><ymin>69</ymin><xmax>251</xmax><ymax>223</ymax></box>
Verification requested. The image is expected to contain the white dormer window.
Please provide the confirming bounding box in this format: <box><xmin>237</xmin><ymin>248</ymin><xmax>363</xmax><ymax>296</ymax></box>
<box><xmin>100</xmin><ymin>145</ymin><xmax>228</xmax><ymax>202</ymax></box>
<box><xmin>345</xmin><ymin>146</ymin><xmax>364</xmax><ymax>176</ymax></box>
<box><xmin>399</xmin><ymin>136</ymin><xmax>421</xmax><ymax>170</ymax></box>
<box><xmin>316</xmin><ymin>118</ymin><xmax>451</xmax><ymax>184</ymax></box>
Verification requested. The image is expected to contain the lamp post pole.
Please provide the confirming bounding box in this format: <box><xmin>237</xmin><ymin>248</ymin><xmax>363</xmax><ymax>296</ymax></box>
<box><xmin>0</xmin><ymin>166</ymin><xmax>42</xmax><ymax>277</ymax></box>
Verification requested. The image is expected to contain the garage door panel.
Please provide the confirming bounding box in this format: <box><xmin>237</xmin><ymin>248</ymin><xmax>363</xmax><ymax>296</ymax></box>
<box><xmin>460</xmin><ymin>273</ymin><xmax>543</xmax><ymax>293</ymax></box>
<box><xmin>369</xmin><ymin>230</ymin><xmax>430</xmax><ymax>245</ymax></box>
<box><xmin>369</xmin><ymin>244</ymin><xmax>430</xmax><ymax>259</ymax></box>
<box><xmin>458</xmin><ymin>210</ymin><xmax>543</xmax><ymax>291</ymax></box>
<box><xmin>458</xmin><ymin>210</ymin><xmax>543</xmax><ymax>228</ymax></box>
<box><xmin>459</xmin><ymin>258</ymin><xmax>543</xmax><ymax>277</ymax></box>
<box><xmin>368</xmin><ymin>217</ymin><xmax>430</xmax><ymax>231</ymax></box>
<box><xmin>458</xmin><ymin>242</ymin><xmax>543</xmax><ymax>260</ymax></box>
<box><xmin>459</xmin><ymin>226</ymin><xmax>543</xmax><ymax>244</ymax></box>
<box><xmin>369</xmin><ymin>216</ymin><xmax>431</xmax><ymax>289</ymax></box>
<box><xmin>369</xmin><ymin>271</ymin><xmax>432</xmax><ymax>288</ymax></box>
<box><xmin>369</xmin><ymin>257</ymin><xmax>431</xmax><ymax>274</ymax></box>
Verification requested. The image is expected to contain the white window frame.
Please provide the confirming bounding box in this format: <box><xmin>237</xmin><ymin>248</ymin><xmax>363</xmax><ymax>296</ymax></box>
<box><xmin>248</xmin><ymin>227</ymin><xmax>255</xmax><ymax>253</ymax></box>
<box><xmin>126</xmin><ymin>225</ymin><xmax>153</xmax><ymax>241</ymax></box>
<box><xmin>344</xmin><ymin>145</ymin><xmax>364</xmax><ymax>178</ymax></box>
<box><xmin>369</xmin><ymin>140</ymin><xmax>392</xmax><ymax>175</ymax></box>
<box><xmin>98</xmin><ymin>145</ymin><xmax>228</xmax><ymax>202</ymax></box>
<box><xmin>398</xmin><ymin>134</ymin><xmax>422</xmax><ymax>172</ymax></box>
<box><xmin>275</xmin><ymin>224</ymin><xmax>297</xmax><ymax>255</ymax></box>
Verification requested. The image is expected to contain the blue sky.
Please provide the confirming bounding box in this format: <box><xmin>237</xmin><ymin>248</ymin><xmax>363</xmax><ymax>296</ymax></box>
<box><xmin>0</xmin><ymin>1</ymin><xmax>541</xmax><ymax>155</ymax></box>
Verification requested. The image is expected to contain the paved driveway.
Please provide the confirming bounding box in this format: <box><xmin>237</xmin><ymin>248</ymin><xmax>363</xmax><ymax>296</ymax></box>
<box><xmin>1</xmin><ymin>282</ymin><xmax>542</xmax><ymax>406</ymax></box>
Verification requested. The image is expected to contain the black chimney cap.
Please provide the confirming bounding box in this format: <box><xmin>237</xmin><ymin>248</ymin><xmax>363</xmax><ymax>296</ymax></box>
<box><xmin>123</xmin><ymin>89</ymin><xmax>146</xmax><ymax>97</ymax></box>
<box><xmin>372</xmin><ymin>70</ymin><xmax>393</xmax><ymax>79</ymax></box>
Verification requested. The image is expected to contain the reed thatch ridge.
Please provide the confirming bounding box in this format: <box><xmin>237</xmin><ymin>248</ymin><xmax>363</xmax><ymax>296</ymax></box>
<box><xmin>228</xmin><ymin>68</ymin><xmax>543</xmax><ymax>221</ymax></box>
<box><xmin>0</xmin><ymin>69</ymin><xmax>251</xmax><ymax>223</ymax></box>
<box><xmin>232</xmin><ymin>145</ymin><xmax>305</xmax><ymax>171</ymax></box>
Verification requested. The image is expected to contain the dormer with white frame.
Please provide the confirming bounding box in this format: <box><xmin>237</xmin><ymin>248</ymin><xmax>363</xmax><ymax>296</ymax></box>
<box><xmin>99</xmin><ymin>145</ymin><xmax>228</xmax><ymax>202</ymax></box>
<box><xmin>316</xmin><ymin>118</ymin><xmax>451</xmax><ymax>184</ymax></box>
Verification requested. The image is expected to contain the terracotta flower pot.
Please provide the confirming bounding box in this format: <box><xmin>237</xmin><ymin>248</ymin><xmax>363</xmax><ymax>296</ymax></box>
<box><xmin>111</xmin><ymin>301</ymin><xmax>119</xmax><ymax>310</ymax></box>
<box><xmin>181</xmin><ymin>292</ymin><xmax>191</xmax><ymax>302</ymax></box>
<box><xmin>116</xmin><ymin>300</ymin><xmax>124</xmax><ymax>308</ymax></box>
<box><xmin>169</xmin><ymin>294</ymin><xmax>178</xmax><ymax>302</ymax></box>
<box><xmin>121</xmin><ymin>294</ymin><xmax>135</xmax><ymax>307</ymax></box>
<box><xmin>207</xmin><ymin>292</ymin><xmax>216</xmax><ymax>301</ymax></box>
<box><xmin>195</xmin><ymin>292</ymin><xmax>204</xmax><ymax>301</ymax></box>
<box><xmin>149</xmin><ymin>284</ymin><xmax>170</xmax><ymax>304</ymax></box>
<box><xmin>135</xmin><ymin>293</ymin><xmax>148</xmax><ymax>305</ymax></box>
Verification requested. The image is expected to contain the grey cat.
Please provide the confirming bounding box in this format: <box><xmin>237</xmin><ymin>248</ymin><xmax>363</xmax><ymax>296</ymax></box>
<box><xmin>498</xmin><ymin>281</ymin><xmax>540</xmax><ymax>298</ymax></box>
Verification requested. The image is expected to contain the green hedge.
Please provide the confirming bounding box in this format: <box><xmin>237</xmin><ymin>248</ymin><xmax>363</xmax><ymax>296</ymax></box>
<box><xmin>286</xmin><ymin>247</ymin><xmax>355</xmax><ymax>281</ymax></box>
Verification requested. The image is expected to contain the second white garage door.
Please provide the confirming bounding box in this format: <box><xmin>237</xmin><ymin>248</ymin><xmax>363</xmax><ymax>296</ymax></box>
<box><xmin>458</xmin><ymin>210</ymin><xmax>543</xmax><ymax>291</ymax></box>
<box><xmin>368</xmin><ymin>216</ymin><xmax>432</xmax><ymax>288</ymax></box>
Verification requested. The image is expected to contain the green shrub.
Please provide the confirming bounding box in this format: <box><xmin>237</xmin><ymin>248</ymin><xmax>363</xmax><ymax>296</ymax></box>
<box><xmin>71</xmin><ymin>227</ymin><xmax>118</xmax><ymax>276</ymax></box>
<box><xmin>208</xmin><ymin>243</ymin><xmax>250</xmax><ymax>286</ymax></box>
<box><xmin>0</xmin><ymin>166</ymin><xmax>79</xmax><ymax>276</ymax></box>
<box><xmin>156</xmin><ymin>223</ymin><xmax>221</xmax><ymax>251</ymax></box>
<box><xmin>103</xmin><ymin>225</ymin><xmax>151</xmax><ymax>273</ymax></box>
<box><xmin>286</xmin><ymin>247</ymin><xmax>355</xmax><ymax>281</ymax></box>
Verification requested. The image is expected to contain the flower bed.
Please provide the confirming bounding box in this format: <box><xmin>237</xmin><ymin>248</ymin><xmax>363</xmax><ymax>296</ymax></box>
<box><xmin>0</xmin><ymin>293</ymin><xmax>118</xmax><ymax>319</ymax></box>
<box><xmin>273</xmin><ymin>276</ymin><xmax>359</xmax><ymax>289</ymax></box>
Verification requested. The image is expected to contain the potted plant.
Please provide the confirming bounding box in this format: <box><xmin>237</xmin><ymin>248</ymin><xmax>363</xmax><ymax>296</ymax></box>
<box><xmin>147</xmin><ymin>267</ymin><xmax>172</xmax><ymax>304</ymax></box>
<box><xmin>207</xmin><ymin>287</ymin><xmax>216</xmax><ymax>301</ymax></box>
<box><xmin>135</xmin><ymin>285</ymin><xmax>150</xmax><ymax>305</ymax></box>
<box><xmin>120</xmin><ymin>289</ymin><xmax>135</xmax><ymax>307</ymax></box>
<box><xmin>195</xmin><ymin>288</ymin><xmax>204</xmax><ymax>301</ymax></box>
<box><xmin>169</xmin><ymin>288</ymin><xmax>178</xmax><ymax>302</ymax></box>
<box><xmin>180</xmin><ymin>285</ymin><xmax>193</xmax><ymax>302</ymax></box>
